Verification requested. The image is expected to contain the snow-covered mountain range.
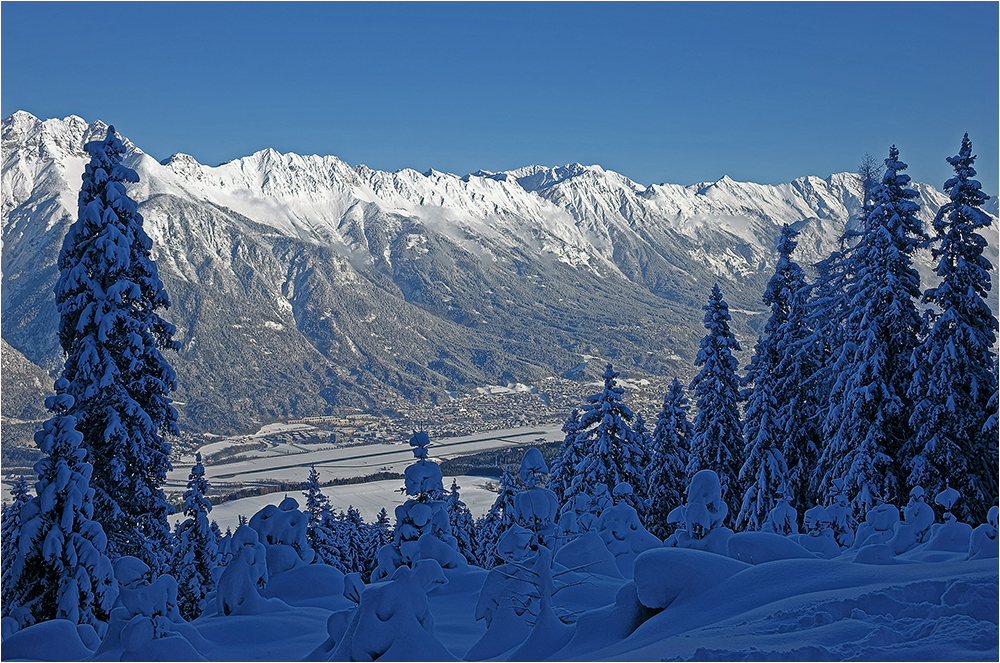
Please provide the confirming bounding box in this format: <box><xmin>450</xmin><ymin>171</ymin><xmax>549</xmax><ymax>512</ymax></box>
<box><xmin>3</xmin><ymin>112</ymin><xmax>998</xmax><ymax>437</ymax></box>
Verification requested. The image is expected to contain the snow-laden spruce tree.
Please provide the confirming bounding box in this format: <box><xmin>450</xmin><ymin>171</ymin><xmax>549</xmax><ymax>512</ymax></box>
<box><xmin>548</xmin><ymin>409</ymin><xmax>584</xmax><ymax>502</ymax></box>
<box><xmin>647</xmin><ymin>379</ymin><xmax>693</xmax><ymax>540</ymax></box>
<box><xmin>475</xmin><ymin>464</ymin><xmax>519</xmax><ymax>569</ymax></box>
<box><xmin>55</xmin><ymin>126</ymin><xmax>179</xmax><ymax>569</ymax></box>
<box><xmin>907</xmin><ymin>134</ymin><xmax>999</xmax><ymax>523</ymax></box>
<box><xmin>1</xmin><ymin>476</ymin><xmax>32</xmax><ymax>615</ymax></box>
<box><xmin>816</xmin><ymin>145</ymin><xmax>925</xmax><ymax>515</ymax></box>
<box><xmin>362</xmin><ymin>508</ymin><xmax>393</xmax><ymax>581</ymax></box>
<box><xmin>565</xmin><ymin>364</ymin><xmax>649</xmax><ymax>518</ymax></box>
<box><xmin>739</xmin><ymin>225</ymin><xmax>814</xmax><ymax>530</ymax></box>
<box><xmin>7</xmin><ymin>379</ymin><xmax>118</xmax><ymax>629</ymax></box>
<box><xmin>445</xmin><ymin>479</ymin><xmax>477</xmax><ymax>564</ymax></box>
<box><xmin>335</xmin><ymin>506</ymin><xmax>366</xmax><ymax>574</ymax></box>
<box><xmin>303</xmin><ymin>466</ymin><xmax>343</xmax><ymax>570</ymax></box>
<box><xmin>689</xmin><ymin>285</ymin><xmax>743</xmax><ymax>517</ymax></box>
<box><xmin>170</xmin><ymin>453</ymin><xmax>219</xmax><ymax>621</ymax></box>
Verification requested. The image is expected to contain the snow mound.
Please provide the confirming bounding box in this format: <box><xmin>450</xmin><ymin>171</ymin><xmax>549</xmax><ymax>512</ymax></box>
<box><xmin>633</xmin><ymin>547</ymin><xmax>749</xmax><ymax>610</ymax></box>
<box><xmin>0</xmin><ymin>619</ymin><xmax>96</xmax><ymax>661</ymax></box>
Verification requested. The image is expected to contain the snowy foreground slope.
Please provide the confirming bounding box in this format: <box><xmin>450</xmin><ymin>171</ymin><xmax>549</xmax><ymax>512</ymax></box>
<box><xmin>2</xmin><ymin>504</ymin><xmax>996</xmax><ymax>662</ymax></box>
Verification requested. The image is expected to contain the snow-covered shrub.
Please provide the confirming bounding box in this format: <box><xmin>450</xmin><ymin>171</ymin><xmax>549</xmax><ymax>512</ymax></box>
<box><xmin>852</xmin><ymin>499</ymin><xmax>900</xmax><ymax>549</ymax></box>
<box><xmin>372</xmin><ymin>432</ymin><xmax>464</xmax><ymax>581</ymax></box>
<box><xmin>92</xmin><ymin>556</ymin><xmax>207</xmax><ymax>661</ymax></box>
<box><xmin>513</xmin><ymin>448</ymin><xmax>560</xmax><ymax>549</ymax></box>
<box><xmin>556</xmin><ymin>484</ymin><xmax>611</xmax><ymax>545</ymax></box>
<box><xmin>248</xmin><ymin>498</ymin><xmax>315</xmax><ymax>576</ymax></box>
<box><xmin>664</xmin><ymin>470</ymin><xmax>733</xmax><ymax>555</ymax></box>
<box><xmin>215</xmin><ymin>525</ymin><xmax>269</xmax><ymax>616</ymax></box>
<box><xmin>825</xmin><ymin>478</ymin><xmax>857</xmax><ymax>547</ymax></box>
<box><xmin>597</xmin><ymin>497</ymin><xmax>661</xmax><ymax>578</ymax></box>
<box><xmin>793</xmin><ymin>505</ymin><xmax>841</xmax><ymax>558</ymax></box>
<box><xmin>762</xmin><ymin>497</ymin><xmax>799</xmax><ymax>536</ymax></box>
<box><xmin>331</xmin><ymin>559</ymin><xmax>455</xmax><ymax>661</ymax></box>
<box><xmin>888</xmin><ymin>486</ymin><xmax>936</xmax><ymax>554</ymax></box>
<box><xmin>968</xmin><ymin>506</ymin><xmax>998</xmax><ymax>560</ymax></box>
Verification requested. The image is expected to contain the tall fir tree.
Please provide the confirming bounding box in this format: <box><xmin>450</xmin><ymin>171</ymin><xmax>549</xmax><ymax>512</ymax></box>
<box><xmin>302</xmin><ymin>466</ymin><xmax>342</xmax><ymax>570</ymax></box>
<box><xmin>565</xmin><ymin>364</ymin><xmax>649</xmax><ymax>514</ymax></box>
<box><xmin>739</xmin><ymin>226</ymin><xmax>814</xmax><ymax>530</ymax></box>
<box><xmin>474</xmin><ymin>464</ymin><xmax>519</xmax><ymax>569</ymax></box>
<box><xmin>7</xmin><ymin>379</ymin><xmax>118</xmax><ymax>629</ymax></box>
<box><xmin>647</xmin><ymin>379</ymin><xmax>693</xmax><ymax>540</ymax></box>
<box><xmin>1</xmin><ymin>476</ymin><xmax>32</xmax><ymax>615</ymax></box>
<box><xmin>170</xmin><ymin>453</ymin><xmax>219</xmax><ymax>621</ymax></box>
<box><xmin>907</xmin><ymin>134</ymin><xmax>999</xmax><ymax>522</ymax></box>
<box><xmin>548</xmin><ymin>409</ymin><xmax>583</xmax><ymax>502</ymax></box>
<box><xmin>445</xmin><ymin>479</ymin><xmax>477</xmax><ymax>565</ymax></box>
<box><xmin>362</xmin><ymin>508</ymin><xmax>393</xmax><ymax>581</ymax></box>
<box><xmin>689</xmin><ymin>285</ymin><xmax>744</xmax><ymax>516</ymax></box>
<box><xmin>335</xmin><ymin>506</ymin><xmax>366</xmax><ymax>574</ymax></box>
<box><xmin>774</xmin><ymin>269</ymin><xmax>823</xmax><ymax>518</ymax></box>
<box><xmin>55</xmin><ymin>126</ymin><xmax>179</xmax><ymax>569</ymax></box>
<box><xmin>816</xmin><ymin>145</ymin><xmax>925</xmax><ymax>515</ymax></box>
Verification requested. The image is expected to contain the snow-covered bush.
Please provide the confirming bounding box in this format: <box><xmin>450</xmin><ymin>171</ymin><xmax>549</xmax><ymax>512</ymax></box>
<box><xmin>887</xmin><ymin>486</ymin><xmax>936</xmax><ymax>554</ymax></box>
<box><xmin>824</xmin><ymin>477</ymin><xmax>857</xmax><ymax>547</ymax></box>
<box><xmin>762</xmin><ymin>497</ymin><xmax>798</xmax><ymax>536</ymax></box>
<box><xmin>248</xmin><ymin>498</ymin><xmax>315</xmax><ymax>576</ymax></box>
<box><xmin>665</xmin><ymin>470</ymin><xmax>733</xmax><ymax>555</ymax></box>
<box><xmin>331</xmin><ymin>559</ymin><xmax>455</xmax><ymax>661</ymax></box>
<box><xmin>597</xmin><ymin>492</ymin><xmax>661</xmax><ymax>578</ymax></box>
<box><xmin>968</xmin><ymin>506</ymin><xmax>998</xmax><ymax>560</ymax></box>
<box><xmin>215</xmin><ymin>525</ymin><xmax>269</xmax><ymax>616</ymax></box>
<box><xmin>372</xmin><ymin>432</ymin><xmax>465</xmax><ymax>581</ymax></box>
<box><xmin>793</xmin><ymin>505</ymin><xmax>841</xmax><ymax>558</ymax></box>
<box><xmin>91</xmin><ymin>556</ymin><xmax>207</xmax><ymax>661</ymax></box>
<box><xmin>852</xmin><ymin>499</ymin><xmax>900</xmax><ymax>549</ymax></box>
<box><xmin>513</xmin><ymin>448</ymin><xmax>560</xmax><ymax>549</ymax></box>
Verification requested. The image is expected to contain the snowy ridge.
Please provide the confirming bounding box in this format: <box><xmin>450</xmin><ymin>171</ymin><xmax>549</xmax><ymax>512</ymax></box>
<box><xmin>2</xmin><ymin>112</ymin><xmax>998</xmax><ymax>436</ymax></box>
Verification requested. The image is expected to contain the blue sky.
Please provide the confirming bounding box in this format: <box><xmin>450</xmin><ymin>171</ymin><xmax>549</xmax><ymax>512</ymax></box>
<box><xmin>3</xmin><ymin>2</ymin><xmax>997</xmax><ymax>192</ymax></box>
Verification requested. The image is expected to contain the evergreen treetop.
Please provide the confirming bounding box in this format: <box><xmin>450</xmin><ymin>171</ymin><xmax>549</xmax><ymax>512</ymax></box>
<box><xmin>567</xmin><ymin>364</ymin><xmax>649</xmax><ymax>512</ymax></box>
<box><xmin>816</xmin><ymin>145</ymin><xmax>925</xmax><ymax>515</ymax></box>
<box><xmin>906</xmin><ymin>134</ymin><xmax>999</xmax><ymax>521</ymax></box>
<box><xmin>689</xmin><ymin>285</ymin><xmax>743</xmax><ymax>512</ymax></box>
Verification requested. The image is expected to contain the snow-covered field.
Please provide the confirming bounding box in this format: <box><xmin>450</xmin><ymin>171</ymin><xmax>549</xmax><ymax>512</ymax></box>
<box><xmin>165</xmin><ymin>423</ymin><xmax>563</xmax><ymax>492</ymax></box>
<box><xmin>162</xmin><ymin>423</ymin><xmax>562</xmax><ymax>531</ymax></box>
<box><xmin>174</xmin><ymin>474</ymin><xmax>502</xmax><ymax>532</ymax></box>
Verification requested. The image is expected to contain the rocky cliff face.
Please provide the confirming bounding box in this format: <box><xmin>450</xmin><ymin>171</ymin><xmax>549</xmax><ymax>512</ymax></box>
<box><xmin>3</xmin><ymin>112</ymin><xmax>996</xmax><ymax>438</ymax></box>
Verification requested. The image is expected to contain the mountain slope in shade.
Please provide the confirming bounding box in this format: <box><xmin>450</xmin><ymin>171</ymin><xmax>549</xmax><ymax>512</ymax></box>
<box><xmin>3</xmin><ymin>112</ymin><xmax>997</xmax><ymax>439</ymax></box>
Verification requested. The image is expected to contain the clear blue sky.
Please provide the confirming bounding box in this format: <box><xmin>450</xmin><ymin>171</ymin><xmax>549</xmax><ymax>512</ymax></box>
<box><xmin>3</xmin><ymin>2</ymin><xmax>997</xmax><ymax>192</ymax></box>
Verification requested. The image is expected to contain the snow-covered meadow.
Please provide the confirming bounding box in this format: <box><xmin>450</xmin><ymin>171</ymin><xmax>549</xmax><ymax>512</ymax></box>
<box><xmin>179</xmin><ymin>475</ymin><xmax>503</xmax><ymax>533</ymax></box>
